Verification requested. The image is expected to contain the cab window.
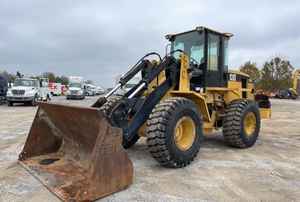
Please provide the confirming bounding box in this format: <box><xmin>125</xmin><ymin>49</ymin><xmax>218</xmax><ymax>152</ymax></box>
<box><xmin>191</xmin><ymin>45</ymin><xmax>204</xmax><ymax>64</ymax></box>
<box><xmin>208</xmin><ymin>34</ymin><xmax>220</xmax><ymax>71</ymax></box>
<box><xmin>171</xmin><ymin>31</ymin><xmax>205</xmax><ymax>64</ymax></box>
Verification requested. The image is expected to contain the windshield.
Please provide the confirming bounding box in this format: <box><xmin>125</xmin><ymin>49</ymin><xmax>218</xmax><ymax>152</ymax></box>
<box><xmin>69</xmin><ymin>83</ymin><xmax>81</xmax><ymax>88</ymax></box>
<box><xmin>171</xmin><ymin>31</ymin><xmax>205</xmax><ymax>65</ymax></box>
<box><xmin>14</xmin><ymin>79</ymin><xmax>38</xmax><ymax>87</ymax></box>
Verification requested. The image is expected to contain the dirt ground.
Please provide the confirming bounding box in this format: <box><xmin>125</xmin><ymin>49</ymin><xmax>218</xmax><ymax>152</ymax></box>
<box><xmin>0</xmin><ymin>97</ymin><xmax>300</xmax><ymax>202</ymax></box>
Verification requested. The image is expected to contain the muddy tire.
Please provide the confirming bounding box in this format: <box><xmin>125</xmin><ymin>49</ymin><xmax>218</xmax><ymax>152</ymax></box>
<box><xmin>146</xmin><ymin>97</ymin><xmax>202</xmax><ymax>168</ymax></box>
<box><xmin>99</xmin><ymin>96</ymin><xmax>122</xmax><ymax>116</ymax></box>
<box><xmin>99</xmin><ymin>96</ymin><xmax>140</xmax><ymax>149</ymax></box>
<box><xmin>223</xmin><ymin>99</ymin><xmax>261</xmax><ymax>148</ymax></box>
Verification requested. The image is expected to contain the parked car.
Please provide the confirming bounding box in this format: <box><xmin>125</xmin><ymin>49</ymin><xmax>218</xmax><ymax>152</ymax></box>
<box><xmin>0</xmin><ymin>75</ymin><xmax>8</xmax><ymax>104</ymax></box>
<box><xmin>85</xmin><ymin>84</ymin><xmax>97</xmax><ymax>96</ymax></box>
<box><xmin>6</xmin><ymin>78</ymin><xmax>51</xmax><ymax>106</ymax></box>
<box><xmin>96</xmin><ymin>86</ymin><xmax>105</xmax><ymax>95</ymax></box>
<box><xmin>275</xmin><ymin>89</ymin><xmax>298</xmax><ymax>100</ymax></box>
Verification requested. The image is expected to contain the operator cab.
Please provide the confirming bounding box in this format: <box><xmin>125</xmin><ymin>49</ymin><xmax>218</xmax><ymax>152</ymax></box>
<box><xmin>166</xmin><ymin>26</ymin><xmax>233</xmax><ymax>89</ymax></box>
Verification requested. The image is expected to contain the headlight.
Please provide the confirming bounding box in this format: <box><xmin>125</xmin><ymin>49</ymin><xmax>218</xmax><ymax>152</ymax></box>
<box><xmin>7</xmin><ymin>90</ymin><xmax>12</xmax><ymax>96</ymax></box>
<box><xmin>66</xmin><ymin>90</ymin><xmax>70</xmax><ymax>95</ymax></box>
<box><xmin>78</xmin><ymin>90</ymin><xmax>83</xmax><ymax>95</ymax></box>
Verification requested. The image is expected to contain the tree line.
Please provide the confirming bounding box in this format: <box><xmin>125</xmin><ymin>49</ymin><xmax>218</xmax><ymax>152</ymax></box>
<box><xmin>0</xmin><ymin>71</ymin><xmax>69</xmax><ymax>85</ymax></box>
<box><xmin>240</xmin><ymin>56</ymin><xmax>295</xmax><ymax>92</ymax></box>
<box><xmin>1</xmin><ymin>56</ymin><xmax>296</xmax><ymax>92</ymax></box>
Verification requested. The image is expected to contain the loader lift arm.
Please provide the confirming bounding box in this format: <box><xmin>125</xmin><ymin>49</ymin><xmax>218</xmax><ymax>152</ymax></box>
<box><xmin>94</xmin><ymin>54</ymin><xmax>180</xmax><ymax>143</ymax></box>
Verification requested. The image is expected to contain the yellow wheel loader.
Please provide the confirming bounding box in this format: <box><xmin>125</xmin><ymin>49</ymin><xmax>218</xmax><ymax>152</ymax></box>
<box><xmin>19</xmin><ymin>26</ymin><xmax>271</xmax><ymax>201</ymax></box>
<box><xmin>289</xmin><ymin>69</ymin><xmax>300</xmax><ymax>98</ymax></box>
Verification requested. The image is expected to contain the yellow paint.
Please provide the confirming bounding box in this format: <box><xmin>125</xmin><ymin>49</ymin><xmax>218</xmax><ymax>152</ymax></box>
<box><xmin>138</xmin><ymin>123</ymin><xmax>147</xmax><ymax>137</ymax></box>
<box><xmin>170</xmin><ymin>91</ymin><xmax>211</xmax><ymax>122</ymax></box>
<box><xmin>292</xmin><ymin>69</ymin><xmax>300</xmax><ymax>95</ymax></box>
<box><xmin>179</xmin><ymin>54</ymin><xmax>190</xmax><ymax>92</ymax></box>
<box><xmin>260</xmin><ymin>108</ymin><xmax>271</xmax><ymax>119</ymax></box>
<box><xmin>243</xmin><ymin>112</ymin><xmax>257</xmax><ymax>137</ymax></box>
<box><xmin>221</xmin><ymin>81</ymin><xmax>241</xmax><ymax>104</ymax></box>
<box><xmin>174</xmin><ymin>116</ymin><xmax>196</xmax><ymax>151</ymax></box>
<box><xmin>202</xmin><ymin>111</ymin><xmax>217</xmax><ymax>135</ymax></box>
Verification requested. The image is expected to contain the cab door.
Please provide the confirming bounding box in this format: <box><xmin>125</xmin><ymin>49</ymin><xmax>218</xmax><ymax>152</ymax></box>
<box><xmin>206</xmin><ymin>33</ymin><xmax>222</xmax><ymax>87</ymax></box>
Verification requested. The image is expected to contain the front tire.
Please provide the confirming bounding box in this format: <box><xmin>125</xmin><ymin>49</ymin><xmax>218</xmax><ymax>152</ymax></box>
<box><xmin>8</xmin><ymin>101</ymin><xmax>13</xmax><ymax>106</ymax></box>
<box><xmin>31</xmin><ymin>95</ymin><xmax>38</xmax><ymax>106</ymax></box>
<box><xmin>99</xmin><ymin>96</ymin><xmax>140</xmax><ymax>149</ymax></box>
<box><xmin>146</xmin><ymin>97</ymin><xmax>203</xmax><ymax>168</ymax></box>
<box><xmin>223</xmin><ymin>99</ymin><xmax>261</xmax><ymax>148</ymax></box>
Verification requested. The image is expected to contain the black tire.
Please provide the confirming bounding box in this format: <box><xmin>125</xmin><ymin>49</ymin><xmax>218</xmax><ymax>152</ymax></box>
<box><xmin>146</xmin><ymin>97</ymin><xmax>203</xmax><ymax>168</ymax></box>
<box><xmin>99</xmin><ymin>96</ymin><xmax>140</xmax><ymax>149</ymax></box>
<box><xmin>223</xmin><ymin>99</ymin><xmax>261</xmax><ymax>148</ymax></box>
<box><xmin>31</xmin><ymin>95</ymin><xmax>38</xmax><ymax>106</ymax></box>
<box><xmin>8</xmin><ymin>101</ymin><xmax>13</xmax><ymax>106</ymax></box>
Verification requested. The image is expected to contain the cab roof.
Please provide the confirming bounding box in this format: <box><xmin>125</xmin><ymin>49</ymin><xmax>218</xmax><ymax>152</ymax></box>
<box><xmin>165</xmin><ymin>26</ymin><xmax>233</xmax><ymax>41</ymax></box>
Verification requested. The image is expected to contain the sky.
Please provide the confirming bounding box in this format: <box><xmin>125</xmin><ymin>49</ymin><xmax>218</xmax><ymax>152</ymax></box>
<box><xmin>0</xmin><ymin>0</ymin><xmax>299</xmax><ymax>87</ymax></box>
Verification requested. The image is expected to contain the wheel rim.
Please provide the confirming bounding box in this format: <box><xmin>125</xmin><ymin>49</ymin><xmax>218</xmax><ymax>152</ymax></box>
<box><xmin>243</xmin><ymin>112</ymin><xmax>257</xmax><ymax>137</ymax></box>
<box><xmin>174</xmin><ymin>116</ymin><xmax>196</xmax><ymax>151</ymax></box>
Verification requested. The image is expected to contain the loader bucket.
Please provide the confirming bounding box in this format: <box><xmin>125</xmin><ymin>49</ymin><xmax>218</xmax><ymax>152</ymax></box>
<box><xmin>18</xmin><ymin>102</ymin><xmax>133</xmax><ymax>202</ymax></box>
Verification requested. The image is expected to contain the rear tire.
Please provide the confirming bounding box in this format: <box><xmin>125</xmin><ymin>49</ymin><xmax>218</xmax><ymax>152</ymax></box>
<box><xmin>8</xmin><ymin>101</ymin><xmax>13</xmax><ymax>106</ymax></box>
<box><xmin>223</xmin><ymin>99</ymin><xmax>261</xmax><ymax>148</ymax></box>
<box><xmin>99</xmin><ymin>96</ymin><xmax>140</xmax><ymax>149</ymax></box>
<box><xmin>146</xmin><ymin>97</ymin><xmax>202</xmax><ymax>168</ymax></box>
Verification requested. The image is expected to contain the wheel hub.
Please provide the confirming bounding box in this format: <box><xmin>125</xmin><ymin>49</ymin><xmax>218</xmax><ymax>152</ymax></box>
<box><xmin>243</xmin><ymin>112</ymin><xmax>257</xmax><ymax>137</ymax></box>
<box><xmin>174</xmin><ymin>116</ymin><xmax>196</xmax><ymax>151</ymax></box>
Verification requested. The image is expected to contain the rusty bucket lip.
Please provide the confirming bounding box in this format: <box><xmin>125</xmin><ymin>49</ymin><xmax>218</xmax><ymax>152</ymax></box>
<box><xmin>18</xmin><ymin>161</ymin><xmax>66</xmax><ymax>201</ymax></box>
<box><xmin>35</xmin><ymin>102</ymin><xmax>107</xmax><ymax>120</ymax></box>
<box><xmin>20</xmin><ymin>158</ymin><xmax>132</xmax><ymax>202</ymax></box>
